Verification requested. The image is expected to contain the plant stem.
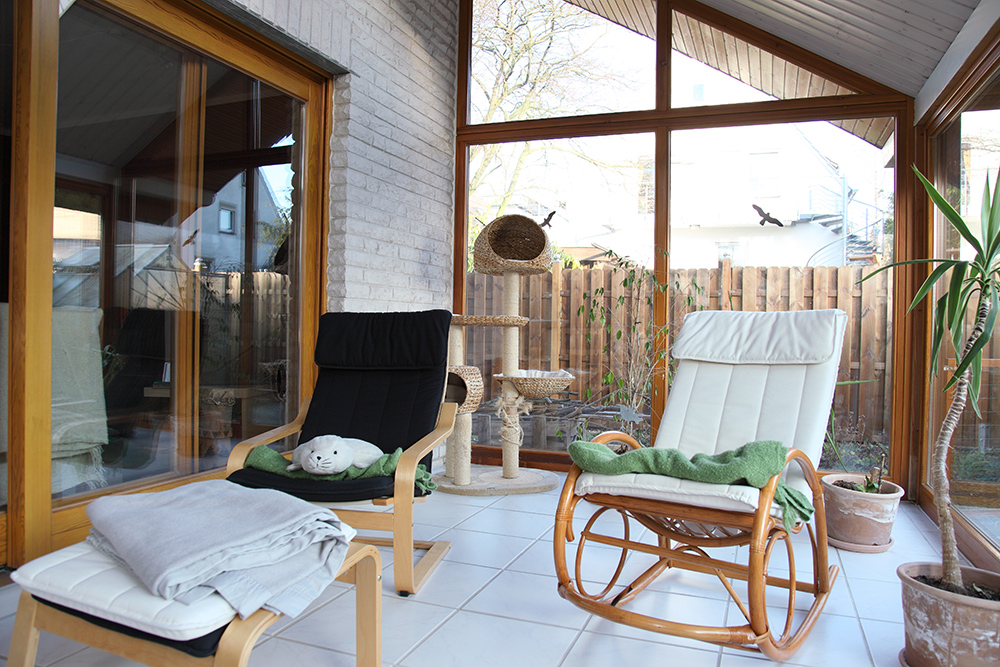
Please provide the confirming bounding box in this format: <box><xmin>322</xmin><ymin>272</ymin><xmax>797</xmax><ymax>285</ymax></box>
<box><xmin>826</xmin><ymin>411</ymin><xmax>851</xmax><ymax>472</ymax></box>
<box><xmin>934</xmin><ymin>291</ymin><xmax>990</xmax><ymax>592</ymax></box>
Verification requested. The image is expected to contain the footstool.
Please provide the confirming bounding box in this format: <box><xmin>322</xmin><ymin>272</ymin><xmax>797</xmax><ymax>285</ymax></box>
<box><xmin>8</xmin><ymin>540</ymin><xmax>381</xmax><ymax>667</ymax></box>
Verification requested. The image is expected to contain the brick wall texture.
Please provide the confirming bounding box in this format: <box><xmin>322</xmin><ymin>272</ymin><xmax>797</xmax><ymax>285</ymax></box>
<box><xmin>228</xmin><ymin>0</ymin><xmax>458</xmax><ymax>311</ymax></box>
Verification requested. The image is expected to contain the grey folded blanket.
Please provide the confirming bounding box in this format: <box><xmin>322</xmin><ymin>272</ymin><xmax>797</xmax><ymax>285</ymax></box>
<box><xmin>568</xmin><ymin>439</ymin><xmax>813</xmax><ymax>531</ymax></box>
<box><xmin>85</xmin><ymin>480</ymin><xmax>356</xmax><ymax>618</ymax></box>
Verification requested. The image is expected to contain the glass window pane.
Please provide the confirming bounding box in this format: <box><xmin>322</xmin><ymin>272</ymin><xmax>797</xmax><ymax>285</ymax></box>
<box><xmin>53</xmin><ymin>4</ymin><xmax>185</xmax><ymax>500</ymax></box>
<box><xmin>46</xmin><ymin>3</ymin><xmax>302</xmax><ymax>502</ymax></box>
<box><xmin>471</xmin><ymin>0</ymin><xmax>655</xmax><ymax>124</ymax></box>
<box><xmin>670</xmin><ymin>119</ymin><xmax>896</xmax><ymax>473</ymax></box>
<box><xmin>932</xmin><ymin>67</ymin><xmax>1000</xmax><ymax>549</ymax></box>
<box><xmin>465</xmin><ymin>133</ymin><xmax>658</xmax><ymax>449</ymax></box>
<box><xmin>671</xmin><ymin>10</ymin><xmax>859</xmax><ymax>109</ymax></box>
<box><xmin>198</xmin><ymin>65</ymin><xmax>300</xmax><ymax>460</ymax></box>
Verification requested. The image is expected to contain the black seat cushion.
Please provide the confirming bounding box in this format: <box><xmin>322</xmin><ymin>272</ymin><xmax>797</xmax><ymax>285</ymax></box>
<box><xmin>301</xmin><ymin>310</ymin><xmax>450</xmax><ymax>454</ymax></box>
<box><xmin>227</xmin><ymin>467</ymin><xmax>429</xmax><ymax>502</ymax></box>
<box><xmin>35</xmin><ymin>596</ymin><xmax>228</xmax><ymax>659</ymax></box>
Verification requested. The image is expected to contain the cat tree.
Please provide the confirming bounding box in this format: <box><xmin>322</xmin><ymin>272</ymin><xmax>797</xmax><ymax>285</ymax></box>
<box><xmin>434</xmin><ymin>215</ymin><xmax>570</xmax><ymax>495</ymax></box>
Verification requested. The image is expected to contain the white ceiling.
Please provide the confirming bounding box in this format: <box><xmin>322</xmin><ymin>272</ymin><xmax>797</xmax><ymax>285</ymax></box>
<box><xmin>696</xmin><ymin>0</ymin><xmax>981</xmax><ymax>97</ymax></box>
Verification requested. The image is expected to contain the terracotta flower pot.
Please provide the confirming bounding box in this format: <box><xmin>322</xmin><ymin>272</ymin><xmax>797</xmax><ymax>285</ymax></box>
<box><xmin>821</xmin><ymin>473</ymin><xmax>903</xmax><ymax>553</ymax></box>
<box><xmin>898</xmin><ymin>562</ymin><xmax>1000</xmax><ymax>667</ymax></box>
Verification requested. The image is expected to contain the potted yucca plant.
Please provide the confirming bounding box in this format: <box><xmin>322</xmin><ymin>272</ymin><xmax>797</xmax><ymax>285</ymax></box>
<box><xmin>874</xmin><ymin>165</ymin><xmax>1000</xmax><ymax>667</ymax></box>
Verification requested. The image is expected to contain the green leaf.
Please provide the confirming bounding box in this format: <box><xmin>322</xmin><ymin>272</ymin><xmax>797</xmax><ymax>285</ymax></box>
<box><xmin>990</xmin><ymin>171</ymin><xmax>1000</xmax><ymax>246</ymax></box>
<box><xmin>914</xmin><ymin>165</ymin><xmax>985</xmax><ymax>257</ymax></box>
<box><xmin>970</xmin><ymin>354</ymin><xmax>983</xmax><ymax>420</ymax></box>
<box><xmin>909</xmin><ymin>260</ymin><xmax>962</xmax><ymax>312</ymax></box>
<box><xmin>983</xmin><ymin>172</ymin><xmax>993</xmax><ymax>242</ymax></box>
<box><xmin>862</xmin><ymin>257</ymin><xmax>953</xmax><ymax>284</ymax></box>
<box><xmin>986</xmin><ymin>173</ymin><xmax>1000</xmax><ymax>259</ymax></box>
<box><xmin>929</xmin><ymin>293</ymin><xmax>948</xmax><ymax>373</ymax></box>
<box><xmin>945</xmin><ymin>263</ymin><xmax>968</xmax><ymax>325</ymax></box>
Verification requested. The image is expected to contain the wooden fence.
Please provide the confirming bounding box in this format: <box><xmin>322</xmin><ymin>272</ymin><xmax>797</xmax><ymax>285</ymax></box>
<box><xmin>463</xmin><ymin>260</ymin><xmax>892</xmax><ymax>443</ymax></box>
<box><xmin>200</xmin><ymin>271</ymin><xmax>289</xmax><ymax>390</ymax></box>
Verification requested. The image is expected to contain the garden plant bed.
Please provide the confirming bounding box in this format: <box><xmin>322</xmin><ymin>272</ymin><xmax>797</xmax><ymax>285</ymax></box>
<box><xmin>819</xmin><ymin>437</ymin><xmax>889</xmax><ymax>473</ymax></box>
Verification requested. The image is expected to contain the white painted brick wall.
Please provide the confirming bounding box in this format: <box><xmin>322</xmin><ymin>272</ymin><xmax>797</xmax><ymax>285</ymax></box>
<box><xmin>226</xmin><ymin>0</ymin><xmax>458</xmax><ymax>312</ymax></box>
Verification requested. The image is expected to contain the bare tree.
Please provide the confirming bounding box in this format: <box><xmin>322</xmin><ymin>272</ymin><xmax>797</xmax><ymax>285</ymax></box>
<box><xmin>469</xmin><ymin>0</ymin><xmax>632</xmax><ymax>224</ymax></box>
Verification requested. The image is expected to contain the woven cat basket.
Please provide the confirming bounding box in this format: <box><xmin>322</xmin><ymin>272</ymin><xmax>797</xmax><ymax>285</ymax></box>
<box><xmin>473</xmin><ymin>214</ymin><xmax>552</xmax><ymax>276</ymax></box>
<box><xmin>494</xmin><ymin>371</ymin><xmax>574</xmax><ymax>399</ymax></box>
<box><xmin>446</xmin><ymin>365</ymin><xmax>484</xmax><ymax>414</ymax></box>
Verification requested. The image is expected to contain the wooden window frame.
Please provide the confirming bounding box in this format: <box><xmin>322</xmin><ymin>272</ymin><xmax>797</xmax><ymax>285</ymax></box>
<box><xmin>915</xmin><ymin>20</ymin><xmax>1000</xmax><ymax>573</ymax></box>
<box><xmin>454</xmin><ymin>0</ymin><xmax>918</xmax><ymax>477</ymax></box>
<box><xmin>7</xmin><ymin>0</ymin><xmax>330</xmax><ymax>566</ymax></box>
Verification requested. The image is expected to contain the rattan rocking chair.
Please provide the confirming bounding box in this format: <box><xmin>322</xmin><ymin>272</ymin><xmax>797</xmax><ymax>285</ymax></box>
<box><xmin>553</xmin><ymin>308</ymin><xmax>847</xmax><ymax>661</ymax></box>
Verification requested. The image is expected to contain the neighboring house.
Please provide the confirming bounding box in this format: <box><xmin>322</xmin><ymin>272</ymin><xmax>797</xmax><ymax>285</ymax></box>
<box><xmin>52</xmin><ymin>174</ymin><xmax>286</xmax><ymax>308</ymax></box>
<box><xmin>668</xmin><ymin>122</ymin><xmax>889</xmax><ymax>269</ymax></box>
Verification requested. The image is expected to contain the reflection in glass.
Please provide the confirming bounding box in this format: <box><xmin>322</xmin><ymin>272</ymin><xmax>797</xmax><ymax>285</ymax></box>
<box><xmin>198</xmin><ymin>66</ymin><xmax>299</xmax><ymax>460</ymax></box>
<box><xmin>43</xmin><ymin>3</ymin><xmax>300</xmax><ymax>502</ymax></box>
<box><xmin>670</xmin><ymin>119</ymin><xmax>895</xmax><ymax>473</ymax></box>
<box><xmin>933</xmin><ymin>68</ymin><xmax>1000</xmax><ymax>549</ymax></box>
<box><xmin>466</xmin><ymin>134</ymin><xmax>657</xmax><ymax>449</ymax></box>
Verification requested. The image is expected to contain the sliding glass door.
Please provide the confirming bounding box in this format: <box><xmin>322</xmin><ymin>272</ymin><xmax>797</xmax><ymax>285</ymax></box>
<box><xmin>44</xmin><ymin>1</ymin><xmax>303</xmax><ymax>500</ymax></box>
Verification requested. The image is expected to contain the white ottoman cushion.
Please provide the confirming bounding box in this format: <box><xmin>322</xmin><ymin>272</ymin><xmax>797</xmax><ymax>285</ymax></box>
<box><xmin>12</xmin><ymin>541</ymin><xmax>237</xmax><ymax>641</ymax></box>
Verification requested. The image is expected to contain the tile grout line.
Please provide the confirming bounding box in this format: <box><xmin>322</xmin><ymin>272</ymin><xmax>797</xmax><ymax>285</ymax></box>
<box><xmin>390</xmin><ymin>495</ymin><xmax>547</xmax><ymax>666</ymax></box>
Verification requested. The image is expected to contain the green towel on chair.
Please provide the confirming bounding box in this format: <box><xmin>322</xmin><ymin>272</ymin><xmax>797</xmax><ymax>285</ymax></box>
<box><xmin>244</xmin><ymin>446</ymin><xmax>437</xmax><ymax>494</ymax></box>
<box><xmin>568</xmin><ymin>439</ymin><xmax>813</xmax><ymax>532</ymax></box>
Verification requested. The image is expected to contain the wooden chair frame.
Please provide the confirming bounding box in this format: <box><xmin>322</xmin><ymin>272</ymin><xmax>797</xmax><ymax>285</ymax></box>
<box><xmin>227</xmin><ymin>399</ymin><xmax>457</xmax><ymax>596</ymax></box>
<box><xmin>553</xmin><ymin>432</ymin><xmax>839</xmax><ymax>662</ymax></box>
<box><xmin>9</xmin><ymin>542</ymin><xmax>382</xmax><ymax>667</ymax></box>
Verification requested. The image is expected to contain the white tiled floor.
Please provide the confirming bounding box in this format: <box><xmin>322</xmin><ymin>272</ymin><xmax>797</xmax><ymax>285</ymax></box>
<box><xmin>0</xmin><ymin>473</ymin><xmax>949</xmax><ymax>666</ymax></box>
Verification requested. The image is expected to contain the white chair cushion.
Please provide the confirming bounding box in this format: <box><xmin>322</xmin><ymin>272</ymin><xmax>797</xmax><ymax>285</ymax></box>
<box><xmin>12</xmin><ymin>542</ymin><xmax>237</xmax><ymax>641</ymax></box>
<box><xmin>671</xmin><ymin>309</ymin><xmax>844</xmax><ymax>365</ymax></box>
<box><xmin>575</xmin><ymin>471</ymin><xmax>786</xmax><ymax>519</ymax></box>
<box><xmin>573</xmin><ymin>310</ymin><xmax>847</xmax><ymax>514</ymax></box>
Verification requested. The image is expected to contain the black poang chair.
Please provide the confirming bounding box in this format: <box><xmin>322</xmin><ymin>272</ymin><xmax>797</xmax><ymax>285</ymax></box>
<box><xmin>226</xmin><ymin>310</ymin><xmax>457</xmax><ymax>595</ymax></box>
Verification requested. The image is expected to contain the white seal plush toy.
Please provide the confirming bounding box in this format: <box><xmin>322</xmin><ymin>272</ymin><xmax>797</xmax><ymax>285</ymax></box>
<box><xmin>287</xmin><ymin>435</ymin><xmax>384</xmax><ymax>475</ymax></box>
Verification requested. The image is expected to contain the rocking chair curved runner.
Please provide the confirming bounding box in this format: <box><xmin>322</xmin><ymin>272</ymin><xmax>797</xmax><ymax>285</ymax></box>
<box><xmin>553</xmin><ymin>308</ymin><xmax>848</xmax><ymax>661</ymax></box>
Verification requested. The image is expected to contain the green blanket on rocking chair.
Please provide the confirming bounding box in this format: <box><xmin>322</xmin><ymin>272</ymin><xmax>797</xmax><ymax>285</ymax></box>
<box><xmin>568</xmin><ymin>439</ymin><xmax>813</xmax><ymax>531</ymax></box>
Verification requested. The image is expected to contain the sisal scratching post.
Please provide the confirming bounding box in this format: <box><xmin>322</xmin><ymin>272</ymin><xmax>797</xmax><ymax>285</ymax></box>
<box><xmin>450</xmin><ymin>414</ymin><xmax>472</xmax><ymax>485</ymax></box>
<box><xmin>445</xmin><ymin>326</ymin><xmax>475</xmax><ymax>486</ymax></box>
<box><xmin>445</xmin><ymin>326</ymin><xmax>462</xmax><ymax>480</ymax></box>
<box><xmin>501</xmin><ymin>271</ymin><xmax>521</xmax><ymax>479</ymax></box>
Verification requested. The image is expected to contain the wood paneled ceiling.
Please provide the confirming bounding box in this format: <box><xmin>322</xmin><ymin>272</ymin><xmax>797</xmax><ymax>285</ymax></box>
<box><xmin>566</xmin><ymin>0</ymin><xmax>983</xmax><ymax>146</ymax></box>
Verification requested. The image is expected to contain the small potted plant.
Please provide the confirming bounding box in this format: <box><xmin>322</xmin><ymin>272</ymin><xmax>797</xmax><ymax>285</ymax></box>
<box><xmin>820</xmin><ymin>392</ymin><xmax>904</xmax><ymax>553</ymax></box>
<box><xmin>874</xmin><ymin>165</ymin><xmax>1000</xmax><ymax>667</ymax></box>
